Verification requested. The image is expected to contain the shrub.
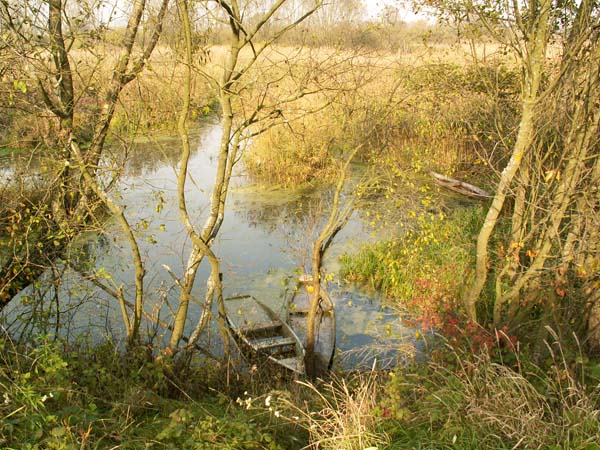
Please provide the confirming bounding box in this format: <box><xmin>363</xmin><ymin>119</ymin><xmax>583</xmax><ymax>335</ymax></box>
<box><xmin>341</xmin><ymin>206</ymin><xmax>483</xmax><ymax>304</ymax></box>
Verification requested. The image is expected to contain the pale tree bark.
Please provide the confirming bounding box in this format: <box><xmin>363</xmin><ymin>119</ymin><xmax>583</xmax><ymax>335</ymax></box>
<box><xmin>167</xmin><ymin>10</ymin><xmax>241</xmax><ymax>350</ymax></box>
<box><xmin>463</xmin><ymin>0</ymin><xmax>552</xmax><ymax>322</ymax></box>
<box><xmin>86</xmin><ymin>0</ymin><xmax>169</xmax><ymax>168</ymax></box>
<box><xmin>167</xmin><ymin>0</ymin><xmax>324</xmax><ymax>352</ymax></box>
<box><xmin>168</xmin><ymin>0</ymin><xmax>231</xmax><ymax>355</ymax></box>
<box><xmin>494</xmin><ymin>162</ymin><xmax>530</xmax><ymax>322</ymax></box>
<box><xmin>498</xmin><ymin>114</ymin><xmax>598</xmax><ymax>307</ymax></box>
<box><xmin>499</xmin><ymin>30</ymin><xmax>600</xmax><ymax>325</ymax></box>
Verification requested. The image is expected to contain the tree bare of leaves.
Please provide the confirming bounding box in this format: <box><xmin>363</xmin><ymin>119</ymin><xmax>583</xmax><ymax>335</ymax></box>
<box><xmin>166</xmin><ymin>0</ymin><xmax>325</xmax><ymax>355</ymax></box>
<box><xmin>0</xmin><ymin>0</ymin><xmax>169</xmax><ymax>347</ymax></box>
<box><xmin>427</xmin><ymin>0</ymin><xmax>600</xmax><ymax>343</ymax></box>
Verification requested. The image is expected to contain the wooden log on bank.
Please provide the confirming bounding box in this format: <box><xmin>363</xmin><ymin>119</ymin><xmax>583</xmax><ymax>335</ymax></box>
<box><xmin>430</xmin><ymin>171</ymin><xmax>491</xmax><ymax>199</ymax></box>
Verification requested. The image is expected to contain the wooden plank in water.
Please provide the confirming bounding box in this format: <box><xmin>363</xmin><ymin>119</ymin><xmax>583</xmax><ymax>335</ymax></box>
<box><xmin>252</xmin><ymin>336</ymin><xmax>296</xmax><ymax>350</ymax></box>
<box><xmin>238</xmin><ymin>319</ymin><xmax>283</xmax><ymax>335</ymax></box>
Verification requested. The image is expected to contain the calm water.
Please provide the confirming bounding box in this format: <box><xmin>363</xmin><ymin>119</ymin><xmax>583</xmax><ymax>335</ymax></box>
<box><xmin>3</xmin><ymin>119</ymin><xmax>416</xmax><ymax>368</ymax></box>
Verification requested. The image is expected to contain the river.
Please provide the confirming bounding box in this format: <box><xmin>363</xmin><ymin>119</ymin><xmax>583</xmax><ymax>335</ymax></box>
<box><xmin>2</xmin><ymin>118</ymin><xmax>416</xmax><ymax>368</ymax></box>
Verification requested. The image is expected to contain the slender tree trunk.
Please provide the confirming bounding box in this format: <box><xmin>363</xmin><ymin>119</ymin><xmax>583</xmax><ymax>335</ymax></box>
<box><xmin>494</xmin><ymin>162</ymin><xmax>530</xmax><ymax>324</ymax></box>
<box><xmin>0</xmin><ymin>0</ymin><xmax>168</xmax><ymax>311</ymax></box>
<box><xmin>498</xmin><ymin>88</ymin><xmax>600</xmax><ymax>309</ymax></box>
<box><xmin>168</xmin><ymin>4</ymin><xmax>241</xmax><ymax>351</ymax></box>
<box><xmin>463</xmin><ymin>0</ymin><xmax>551</xmax><ymax>322</ymax></box>
<box><xmin>305</xmin><ymin>145</ymin><xmax>360</xmax><ymax>378</ymax></box>
<box><xmin>70</xmin><ymin>140</ymin><xmax>146</xmax><ymax>344</ymax></box>
<box><xmin>465</xmin><ymin>98</ymin><xmax>538</xmax><ymax>321</ymax></box>
<box><xmin>305</xmin><ymin>245</ymin><xmax>323</xmax><ymax>378</ymax></box>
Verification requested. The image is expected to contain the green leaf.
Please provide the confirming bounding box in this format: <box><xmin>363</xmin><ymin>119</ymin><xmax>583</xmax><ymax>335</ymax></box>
<box><xmin>13</xmin><ymin>80</ymin><xmax>27</xmax><ymax>94</ymax></box>
<box><xmin>51</xmin><ymin>426</ymin><xmax>67</xmax><ymax>438</ymax></box>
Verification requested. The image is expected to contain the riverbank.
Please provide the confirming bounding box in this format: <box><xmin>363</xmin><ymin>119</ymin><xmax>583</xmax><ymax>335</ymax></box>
<box><xmin>3</xmin><ymin>333</ymin><xmax>600</xmax><ymax>449</ymax></box>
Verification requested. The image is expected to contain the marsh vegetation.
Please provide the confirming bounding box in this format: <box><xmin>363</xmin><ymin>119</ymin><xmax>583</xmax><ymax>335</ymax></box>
<box><xmin>1</xmin><ymin>0</ymin><xmax>600</xmax><ymax>448</ymax></box>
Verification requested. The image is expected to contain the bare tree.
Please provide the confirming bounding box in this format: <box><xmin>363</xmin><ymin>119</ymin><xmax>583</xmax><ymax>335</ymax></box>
<box><xmin>166</xmin><ymin>0</ymin><xmax>326</xmax><ymax>354</ymax></box>
<box><xmin>0</xmin><ymin>0</ymin><xmax>169</xmax><ymax>347</ymax></box>
<box><xmin>426</xmin><ymin>0</ymin><xmax>600</xmax><ymax>339</ymax></box>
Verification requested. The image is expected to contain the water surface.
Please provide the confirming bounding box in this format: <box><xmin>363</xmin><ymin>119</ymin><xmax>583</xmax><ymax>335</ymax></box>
<box><xmin>4</xmin><ymin>119</ymin><xmax>415</xmax><ymax>368</ymax></box>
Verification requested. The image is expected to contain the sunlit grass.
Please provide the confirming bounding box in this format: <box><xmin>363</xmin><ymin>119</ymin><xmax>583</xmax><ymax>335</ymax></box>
<box><xmin>385</xmin><ymin>336</ymin><xmax>600</xmax><ymax>449</ymax></box>
<box><xmin>340</xmin><ymin>206</ymin><xmax>484</xmax><ymax>304</ymax></box>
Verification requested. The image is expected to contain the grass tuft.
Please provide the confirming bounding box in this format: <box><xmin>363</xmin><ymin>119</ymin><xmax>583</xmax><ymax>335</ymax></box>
<box><xmin>275</xmin><ymin>368</ymin><xmax>389</xmax><ymax>450</ymax></box>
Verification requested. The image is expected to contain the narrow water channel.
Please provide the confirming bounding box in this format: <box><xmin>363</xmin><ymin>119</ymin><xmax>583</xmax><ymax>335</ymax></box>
<box><xmin>4</xmin><ymin>118</ymin><xmax>416</xmax><ymax>368</ymax></box>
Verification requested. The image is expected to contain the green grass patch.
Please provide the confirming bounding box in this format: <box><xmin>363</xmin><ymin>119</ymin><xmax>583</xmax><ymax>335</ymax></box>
<box><xmin>340</xmin><ymin>206</ymin><xmax>484</xmax><ymax>304</ymax></box>
<box><xmin>0</xmin><ymin>146</ymin><xmax>23</xmax><ymax>157</ymax></box>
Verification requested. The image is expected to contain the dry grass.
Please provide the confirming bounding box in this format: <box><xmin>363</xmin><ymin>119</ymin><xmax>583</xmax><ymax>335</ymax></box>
<box><xmin>1</xmin><ymin>44</ymin><xmax>216</xmax><ymax>147</ymax></box>
<box><xmin>388</xmin><ymin>333</ymin><xmax>600</xmax><ymax>449</ymax></box>
<box><xmin>274</xmin><ymin>368</ymin><xmax>389</xmax><ymax>450</ymax></box>
<box><xmin>243</xmin><ymin>42</ymin><xmax>518</xmax><ymax>187</ymax></box>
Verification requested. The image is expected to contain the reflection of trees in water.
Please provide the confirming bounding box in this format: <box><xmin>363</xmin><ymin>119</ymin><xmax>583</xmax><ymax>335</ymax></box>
<box><xmin>2</xmin><ymin>234</ymin><xmax>114</xmax><ymax>343</ymax></box>
<box><xmin>70</xmin><ymin>232</ymin><xmax>112</xmax><ymax>272</ymax></box>
<box><xmin>231</xmin><ymin>185</ymin><xmax>357</xmax><ymax>267</ymax></box>
<box><xmin>231</xmin><ymin>185</ymin><xmax>336</xmax><ymax>233</ymax></box>
<box><xmin>101</xmin><ymin>128</ymin><xmax>205</xmax><ymax>178</ymax></box>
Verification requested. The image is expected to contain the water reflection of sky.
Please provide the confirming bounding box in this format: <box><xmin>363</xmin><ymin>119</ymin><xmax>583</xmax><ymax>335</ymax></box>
<box><xmin>5</xmin><ymin>118</ymin><xmax>416</xmax><ymax>368</ymax></box>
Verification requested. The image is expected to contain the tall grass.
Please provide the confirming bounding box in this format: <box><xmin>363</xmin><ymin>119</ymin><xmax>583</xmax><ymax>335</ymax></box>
<box><xmin>386</xmin><ymin>336</ymin><xmax>600</xmax><ymax>449</ymax></box>
<box><xmin>245</xmin><ymin>115</ymin><xmax>337</xmax><ymax>187</ymax></box>
<box><xmin>272</xmin><ymin>368</ymin><xmax>389</xmax><ymax>450</ymax></box>
<box><xmin>244</xmin><ymin>53</ymin><xmax>519</xmax><ymax>188</ymax></box>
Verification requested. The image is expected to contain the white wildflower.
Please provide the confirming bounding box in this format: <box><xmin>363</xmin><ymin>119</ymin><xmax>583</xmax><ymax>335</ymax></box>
<box><xmin>274</xmin><ymin>410</ymin><xmax>280</xmax><ymax>418</ymax></box>
<box><xmin>265</xmin><ymin>395</ymin><xmax>272</xmax><ymax>407</ymax></box>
